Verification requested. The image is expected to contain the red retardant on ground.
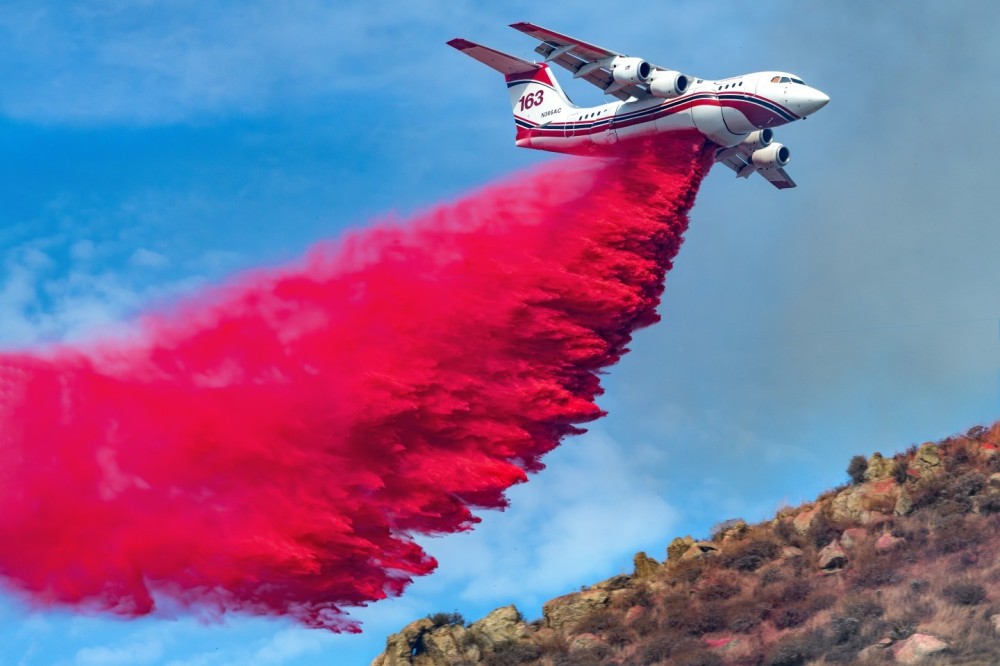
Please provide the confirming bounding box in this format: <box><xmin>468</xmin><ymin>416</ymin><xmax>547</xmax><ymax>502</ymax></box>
<box><xmin>0</xmin><ymin>133</ymin><xmax>713</xmax><ymax>630</ymax></box>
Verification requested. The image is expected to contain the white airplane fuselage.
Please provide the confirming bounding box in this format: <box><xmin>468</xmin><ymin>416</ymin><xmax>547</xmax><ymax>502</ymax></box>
<box><xmin>511</xmin><ymin>68</ymin><xmax>829</xmax><ymax>155</ymax></box>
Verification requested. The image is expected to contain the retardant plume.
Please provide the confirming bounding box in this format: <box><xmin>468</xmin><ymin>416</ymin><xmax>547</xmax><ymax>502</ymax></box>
<box><xmin>0</xmin><ymin>133</ymin><xmax>712</xmax><ymax>631</ymax></box>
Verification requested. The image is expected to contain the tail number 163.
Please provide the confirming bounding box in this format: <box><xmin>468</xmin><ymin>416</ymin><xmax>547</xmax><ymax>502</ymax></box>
<box><xmin>518</xmin><ymin>90</ymin><xmax>544</xmax><ymax>111</ymax></box>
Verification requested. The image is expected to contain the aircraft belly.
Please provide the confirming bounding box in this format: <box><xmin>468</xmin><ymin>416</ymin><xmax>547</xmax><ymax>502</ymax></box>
<box><xmin>654</xmin><ymin>108</ymin><xmax>695</xmax><ymax>134</ymax></box>
<box><xmin>692</xmin><ymin>101</ymin><xmax>745</xmax><ymax>147</ymax></box>
<box><xmin>721</xmin><ymin>106</ymin><xmax>756</xmax><ymax>135</ymax></box>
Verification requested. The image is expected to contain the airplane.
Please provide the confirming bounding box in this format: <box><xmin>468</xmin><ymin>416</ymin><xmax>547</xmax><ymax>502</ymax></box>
<box><xmin>448</xmin><ymin>23</ymin><xmax>830</xmax><ymax>189</ymax></box>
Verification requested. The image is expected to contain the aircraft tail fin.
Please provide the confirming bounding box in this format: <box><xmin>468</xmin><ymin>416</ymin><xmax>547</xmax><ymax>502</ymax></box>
<box><xmin>448</xmin><ymin>38</ymin><xmax>576</xmax><ymax>143</ymax></box>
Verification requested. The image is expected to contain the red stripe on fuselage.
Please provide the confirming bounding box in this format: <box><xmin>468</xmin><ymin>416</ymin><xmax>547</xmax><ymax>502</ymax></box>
<box><xmin>516</xmin><ymin>94</ymin><xmax>794</xmax><ymax>141</ymax></box>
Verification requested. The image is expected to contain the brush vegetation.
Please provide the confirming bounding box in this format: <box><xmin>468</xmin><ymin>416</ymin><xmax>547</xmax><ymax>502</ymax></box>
<box><xmin>373</xmin><ymin>421</ymin><xmax>1000</xmax><ymax>665</ymax></box>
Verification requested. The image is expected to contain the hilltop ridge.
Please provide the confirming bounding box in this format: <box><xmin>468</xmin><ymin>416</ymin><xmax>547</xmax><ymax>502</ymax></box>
<box><xmin>372</xmin><ymin>421</ymin><xmax>1000</xmax><ymax>665</ymax></box>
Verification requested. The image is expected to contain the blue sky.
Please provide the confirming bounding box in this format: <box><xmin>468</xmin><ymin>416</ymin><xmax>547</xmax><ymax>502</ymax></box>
<box><xmin>1</xmin><ymin>2</ymin><xmax>999</xmax><ymax>664</ymax></box>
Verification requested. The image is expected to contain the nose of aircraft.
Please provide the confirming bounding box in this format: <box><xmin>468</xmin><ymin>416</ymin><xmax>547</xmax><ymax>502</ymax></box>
<box><xmin>789</xmin><ymin>87</ymin><xmax>830</xmax><ymax>117</ymax></box>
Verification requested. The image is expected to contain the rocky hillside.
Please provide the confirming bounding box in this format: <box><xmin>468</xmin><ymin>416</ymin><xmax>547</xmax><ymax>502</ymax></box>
<box><xmin>371</xmin><ymin>421</ymin><xmax>1000</xmax><ymax>665</ymax></box>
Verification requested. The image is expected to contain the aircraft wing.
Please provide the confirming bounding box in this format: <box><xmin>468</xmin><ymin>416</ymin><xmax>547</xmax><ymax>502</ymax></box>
<box><xmin>510</xmin><ymin>22</ymin><xmax>656</xmax><ymax>102</ymax></box>
<box><xmin>714</xmin><ymin>145</ymin><xmax>797</xmax><ymax>190</ymax></box>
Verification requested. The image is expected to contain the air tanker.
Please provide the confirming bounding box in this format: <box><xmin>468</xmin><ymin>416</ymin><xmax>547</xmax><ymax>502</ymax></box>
<box><xmin>449</xmin><ymin>23</ymin><xmax>829</xmax><ymax>189</ymax></box>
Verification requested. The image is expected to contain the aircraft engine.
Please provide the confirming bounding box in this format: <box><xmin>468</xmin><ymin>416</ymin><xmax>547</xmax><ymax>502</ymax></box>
<box><xmin>648</xmin><ymin>70</ymin><xmax>690</xmax><ymax>98</ymax></box>
<box><xmin>740</xmin><ymin>129</ymin><xmax>773</xmax><ymax>151</ymax></box>
<box><xmin>751</xmin><ymin>143</ymin><xmax>790</xmax><ymax>169</ymax></box>
<box><xmin>610</xmin><ymin>56</ymin><xmax>652</xmax><ymax>85</ymax></box>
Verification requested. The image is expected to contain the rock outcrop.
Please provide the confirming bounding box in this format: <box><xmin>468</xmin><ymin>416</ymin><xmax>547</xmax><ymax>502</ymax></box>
<box><xmin>892</xmin><ymin>633</ymin><xmax>949</xmax><ymax>664</ymax></box>
<box><xmin>632</xmin><ymin>551</ymin><xmax>661</xmax><ymax>580</ymax></box>
<box><xmin>543</xmin><ymin>587</ymin><xmax>610</xmax><ymax>632</ymax></box>
<box><xmin>371</xmin><ymin>421</ymin><xmax>1000</xmax><ymax>666</ymax></box>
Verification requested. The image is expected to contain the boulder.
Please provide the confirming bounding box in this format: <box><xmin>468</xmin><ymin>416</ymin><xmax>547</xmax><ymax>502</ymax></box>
<box><xmin>667</xmin><ymin>535</ymin><xmax>695</xmax><ymax>561</ymax></box>
<box><xmin>991</xmin><ymin>613</ymin><xmax>1000</xmax><ymax>635</ymax></box>
<box><xmin>633</xmin><ymin>551</ymin><xmax>661</xmax><ymax>580</ymax></box>
<box><xmin>371</xmin><ymin>617</ymin><xmax>436</xmax><ymax>666</ymax></box>
<box><xmin>470</xmin><ymin>605</ymin><xmax>525</xmax><ymax>645</ymax></box>
<box><xmin>817</xmin><ymin>541</ymin><xmax>848</xmax><ymax>570</ymax></box>
<box><xmin>875</xmin><ymin>533</ymin><xmax>903</xmax><ymax>553</ymax></box>
<box><xmin>831</xmin><ymin>478</ymin><xmax>899</xmax><ymax>524</ymax></box>
<box><xmin>913</xmin><ymin>443</ymin><xmax>942</xmax><ymax>473</ymax></box>
<box><xmin>569</xmin><ymin>633</ymin><xmax>604</xmax><ymax>651</ymax></box>
<box><xmin>717</xmin><ymin>519</ymin><xmax>749</xmax><ymax>542</ymax></box>
<box><xmin>892</xmin><ymin>633</ymin><xmax>948</xmax><ymax>664</ymax></box>
<box><xmin>543</xmin><ymin>588</ymin><xmax>610</xmax><ymax>632</ymax></box>
<box><xmin>681</xmin><ymin>541</ymin><xmax>720</xmax><ymax>560</ymax></box>
<box><xmin>792</xmin><ymin>507</ymin><xmax>820</xmax><ymax>535</ymax></box>
<box><xmin>989</xmin><ymin>473</ymin><xmax>1000</xmax><ymax>490</ymax></box>
<box><xmin>894</xmin><ymin>489</ymin><xmax>914</xmax><ymax>516</ymax></box>
<box><xmin>422</xmin><ymin>625</ymin><xmax>474</xmax><ymax>665</ymax></box>
<box><xmin>781</xmin><ymin>546</ymin><xmax>804</xmax><ymax>559</ymax></box>
<box><xmin>840</xmin><ymin>527</ymin><xmax>867</xmax><ymax>550</ymax></box>
<box><xmin>864</xmin><ymin>452</ymin><xmax>895</xmax><ymax>481</ymax></box>
<box><xmin>624</xmin><ymin>605</ymin><xmax>645</xmax><ymax>625</ymax></box>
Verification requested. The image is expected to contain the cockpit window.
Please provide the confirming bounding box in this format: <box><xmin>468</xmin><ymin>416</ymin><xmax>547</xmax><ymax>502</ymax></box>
<box><xmin>771</xmin><ymin>76</ymin><xmax>780</xmax><ymax>83</ymax></box>
<box><xmin>790</xmin><ymin>77</ymin><xmax>805</xmax><ymax>84</ymax></box>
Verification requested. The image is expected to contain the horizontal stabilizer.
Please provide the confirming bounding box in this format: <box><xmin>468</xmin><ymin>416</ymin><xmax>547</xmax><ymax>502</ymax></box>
<box><xmin>447</xmin><ymin>38</ymin><xmax>541</xmax><ymax>75</ymax></box>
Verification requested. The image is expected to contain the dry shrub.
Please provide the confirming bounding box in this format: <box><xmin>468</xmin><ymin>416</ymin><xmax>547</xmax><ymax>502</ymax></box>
<box><xmin>722</xmin><ymin>538</ymin><xmax>781</xmax><ymax>572</ymax></box>
<box><xmin>852</xmin><ymin>557</ymin><xmax>902</xmax><ymax>589</ymax></box>
<box><xmin>847</xmin><ymin>455</ymin><xmax>868</xmax><ymax>484</ymax></box>
<box><xmin>675</xmin><ymin>650</ymin><xmax>724</xmax><ymax>666</ymax></box>
<box><xmin>553</xmin><ymin>644</ymin><xmax>610</xmax><ymax>666</ymax></box>
<box><xmin>621</xmin><ymin>584</ymin><xmax>653</xmax><ymax>609</ymax></box>
<box><xmin>638</xmin><ymin>635</ymin><xmax>675</xmax><ymax>664</ymax></box>
<box><xmin>691</xmin><ymin>602</ymin><xmax>728</xmax><ymax>635</ymax></box>
<box><xmin>808</xmin><ymin>593</ymin><xmax>837</xmax><ymax>613</ymax></box>
<box><xmin>575</xmin><ymin>609</ymin><xmax>622</xmax><ymax>635</ymax></box>
<box><xmin>934</xmin><ymin>515</ymin><xmax>982</xmax><ymax>554</ymax></box>
<box><xmin>892</xmin><ymin>457</ymin><xmax>909</xmax><ymax>483</ymax></box>
<box><xmin>842</xmin><ymin>597</ymin><xmax>885</xmax><ymax>621</ymax></box>
<box><xmin>670</xmin><ymin>559</ymin><xmax>705</xmax><ymax>585</ymax></box>
<box><xmin>772</xmin><ymin>606</ymin><xmax>810</xmax><ymax>629</ymax></box>
<box><xmin>808</xmin><ymin>510</ymin><xmax>842</xmax><ymax>548</ymax></box>
<box><xmin>726</xmin><ymin>599</ymin><xmax>769</xmax><ymax>633</ymax></box>
<box><xmin>485</xmin><ymin>641</ymin><xmax>542</xmax><ymax>666</ymax></box>
<box><xmin>759</xmin><ymin>567</ymin><xmax>785</xmax><ymax>587</ymax></box>
<box><xmin>631</xmin><ymin>611</ymin><xmax>659</xmax><ymax>637</ymax></box>
<box><xmin>776</xmin><ymin>579</ymin><xmax>812</xmax><ymax>604</ymax></box>
<box><xmin>766</xmin><ymin>631</ymin><xmax>826</xmax><ymax>666</ymax></box>
<box><xmin>697</xmin><ymin>577</ymin><xmax>741</xmax><ymax>602</ymax></box>
<box><xmin>979</xmin><ymin>495</ymin><xmax>1000</xmax><ymax>515</ymax></box>
<box><xmin>942</xmin><ymin>581</ymin><xmax>987</xmax><ymax>606</ymax></box>
<box><xmin>774</xmin><ymin>519</ymin><xmax>798</xmax><ymax>544</ymax></box>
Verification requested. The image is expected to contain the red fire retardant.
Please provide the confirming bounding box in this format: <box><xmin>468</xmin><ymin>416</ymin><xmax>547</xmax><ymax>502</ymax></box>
<box><xmin>0</xmin><ymin>134</ymin><xmax>712</xmax><ymax>630</ymax></box>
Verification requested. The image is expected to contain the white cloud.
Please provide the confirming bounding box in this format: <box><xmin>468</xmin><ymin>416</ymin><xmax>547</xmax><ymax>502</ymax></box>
<box><xmin>248</xmin><ymin>628</ymin><xmax>335</xmax><ymax>665</ymax></box>
<box><xmin>0</xmin><ymin>0</ymin><xmax>475</xmax><ymax>124</ymax></box>
<box><xmin>75</xmin><ymin>638</ymin><xmax>163</xmax><ymax>666</ymax></box>
<box><xmin>129</xmin><ymin>248</ymin><xmax>169</xmax><ymax>270</ymax></box>
<box><xmin>418</xmin><ymin>430</ymin><xmax>679</xmax><ymax>607</ymax></box>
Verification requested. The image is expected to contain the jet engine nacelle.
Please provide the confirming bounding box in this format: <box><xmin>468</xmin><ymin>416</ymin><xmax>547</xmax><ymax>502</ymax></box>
<box><xmin>610</xmin><ymin>56</ymin><xmax>652</xmax><ymax>85</ymax></box>
<box><xmin>751</xmin><ymin>143</ymin><xmax>790</xmax><ymax>169</ymax></box>
<box><xmin>648</xmin><ymin>70</ymin><xmax>690</xmax><ymax>98</ymax></box>
<box><xmin>740</xmin><ymin>129</ymin><xmax>774</xmax><ymax>151</ymax></box>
